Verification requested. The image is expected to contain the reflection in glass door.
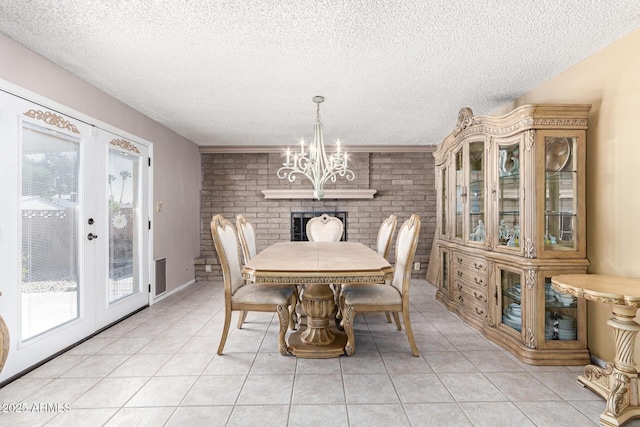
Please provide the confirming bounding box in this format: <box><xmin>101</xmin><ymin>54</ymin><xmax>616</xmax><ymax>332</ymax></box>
<box><xmin>21</xmin><ymin>122</ymin><xmax>81</xmax><ymax>340</ymax></box>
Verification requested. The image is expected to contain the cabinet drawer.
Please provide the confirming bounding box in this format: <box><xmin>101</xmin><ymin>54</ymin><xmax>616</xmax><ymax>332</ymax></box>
<box><xmin>453</xmin><ymin>253</ymin><xmax>488</xmax><ymax>273</ymax></box>
<box><xmin>455</xmin><ymin>281</ymin><xmax>488</xmax><ymax>307</ymax></box>
<box><xmin>453</xmin><ymin>286</ymin><xmax>488</xmax><ymax>318</ymax></box>
<box><xmin>453</xmin><ymin>267</ymin><xmax>488</xmax><ymax>289</ymax></box>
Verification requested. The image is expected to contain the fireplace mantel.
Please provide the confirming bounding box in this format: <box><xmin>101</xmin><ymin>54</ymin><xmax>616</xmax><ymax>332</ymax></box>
<box><xmin>261</xmin><ymin>189</ymin><xmax>377</xmax><ymax>199</ymax></box>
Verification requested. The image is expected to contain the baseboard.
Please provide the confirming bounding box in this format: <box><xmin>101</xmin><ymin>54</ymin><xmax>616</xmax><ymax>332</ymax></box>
<box><xmin>590</xmin><ymin>354</ymin><xmax>607</xmax><ymax>368</ymax></box>
<box><xmin>152</xmin><ymin>279</ymin><xmax>196</xmax><ymax>304</ymax></box>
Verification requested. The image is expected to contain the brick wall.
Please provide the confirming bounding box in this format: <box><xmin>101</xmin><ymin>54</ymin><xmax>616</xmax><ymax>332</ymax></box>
<box><xmin>196</xmin><ymin>151</ymin><xmax>436</xmax><ymax>281</ymax></box>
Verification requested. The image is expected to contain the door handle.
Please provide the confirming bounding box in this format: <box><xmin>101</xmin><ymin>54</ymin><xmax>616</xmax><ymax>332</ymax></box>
<box><xmin>87</xmin><ymin>233</ymin><xmax>98</xmax><ymax>241</ymax></box>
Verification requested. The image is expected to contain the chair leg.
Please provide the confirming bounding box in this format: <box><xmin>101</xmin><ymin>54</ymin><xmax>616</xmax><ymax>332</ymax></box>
<box><xmin>276</xmin><ymin>304</ymin><xmax>290</xmax><ymax>356</ymax></box>
<box><xmin>392</xmin><ymin>312</ymin><xmax>402</xmax><ymax>331</ymax></box>
<box><xmin>237</xmin><ymin>311</ymin><xmax>247</xmax><ymax>329</ymax></box>
<box><xmin>402</xmin><ymin>308</ymin><xmax>419</xmax><ymax>357</ymax></box>
<box><xmin>217</xmin><ymin>307</ymin><xmax>232</xmax><ymax>355</ymax></box>
<box><xmin>385</xmin><ymin>312</ymin><xmax>392</xmax><ymax>323</ymax></box>
<box><xmin>343</xmin><ymin>303</ymin><xmax>357</xmax><ymax>356</ymax></box>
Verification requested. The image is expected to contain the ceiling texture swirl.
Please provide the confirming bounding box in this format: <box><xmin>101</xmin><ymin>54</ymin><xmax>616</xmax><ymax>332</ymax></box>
<box><xmin>1</xmin><ymin>1</ymin><xmax>639</xmax><ymax>146</ymax></box>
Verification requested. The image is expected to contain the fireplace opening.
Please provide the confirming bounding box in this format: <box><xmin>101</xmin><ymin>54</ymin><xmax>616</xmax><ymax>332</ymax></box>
<box><xmin>290</xmin><ymin>211</ymin><xmax>347</xmax><ymax>241</ymax></box>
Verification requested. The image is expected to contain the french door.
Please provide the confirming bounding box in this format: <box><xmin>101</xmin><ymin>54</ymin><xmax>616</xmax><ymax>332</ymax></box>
<box><xmin>0</xmin><ymin>89</ymin><xmax>150</xmax><ymax>382</ymax></box>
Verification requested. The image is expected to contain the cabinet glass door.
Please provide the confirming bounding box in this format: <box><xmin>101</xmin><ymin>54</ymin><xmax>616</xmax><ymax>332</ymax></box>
<box><xmin>543</xmin><ymin>276</ymin><xmax>578</xmax><ymax>341</ymax></box>
<box><xmin>439</xmin><ymin>248</ymin><xmax>449</xmax><ymax>292</ymax></box>
<box><xmin>497</xmin><ymin>141</ymin><xmax>521</xmax><ymax>248</ymax></box>
<box><xmin>544</xmin><ymin>136</ymin><xmax>577</xmax><ymax>251</ymax></box>
<box><xmin>440</xmin><ymin>166</ymin><xmax>448</xmax><ymax>237</ymax></box>
<box><xmin>500</xmin><ymin>269</ymin><xmax>522</xmax><ymax>333</ymax></box>
<box><xmin>468</xmin><ymin>141</ymin><xmax>484</xmax><ymax>244</ymax></box>
<box><xmin>454</xmin><ymin>149</ymin><xmax>464</xmax><ymax>239</ymax></box>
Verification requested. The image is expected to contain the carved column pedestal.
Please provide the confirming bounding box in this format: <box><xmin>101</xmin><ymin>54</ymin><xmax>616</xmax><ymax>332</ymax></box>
<box><xmin>287</xmin><ymin>284</ymin><xmax>346</xmax><ymax>358</ymax></box>
<box><xmin>579</xmin><ymin>305</ymin><xmax>640</xmax><ymax>427</ymax></box>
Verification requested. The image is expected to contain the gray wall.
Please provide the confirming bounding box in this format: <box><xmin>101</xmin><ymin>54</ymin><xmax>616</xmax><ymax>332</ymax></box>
<box><xmin>0</xmin><ymin>33</ymin><xmax>202</xmax><ymax>294</ymax></box>
<box><xmin>197</xmin><ymin>151</ymin><xmax>436</xmax><ymax>280</ymax></box>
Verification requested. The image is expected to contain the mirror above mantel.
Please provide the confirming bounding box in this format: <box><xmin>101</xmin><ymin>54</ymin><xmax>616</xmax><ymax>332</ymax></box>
<box><xmin>261</xmin><ymin>189</ymin><xmax>377</xmax><ymax>199</ymax></box>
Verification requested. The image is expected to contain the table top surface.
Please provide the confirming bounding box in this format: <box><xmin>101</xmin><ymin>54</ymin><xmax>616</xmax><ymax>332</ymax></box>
<box><xmin>552</xmin><ymin>274</ymin><xmax>640</xmax><ymax>307</ymax></box>
<box><xmin>242</xmin><ymin>241</ymin><xmax>394</xmax><ymax>285</ymax></box>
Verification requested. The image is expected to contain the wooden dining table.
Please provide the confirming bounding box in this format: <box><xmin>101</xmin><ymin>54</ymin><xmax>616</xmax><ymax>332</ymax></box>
<box><xmin>242</xmin><ymin>241</ymin><xmax>394</xmax><ymax>358</ymax></box>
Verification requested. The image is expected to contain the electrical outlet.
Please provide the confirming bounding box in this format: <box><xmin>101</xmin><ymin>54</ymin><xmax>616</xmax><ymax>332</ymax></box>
<box><xmin>205</xmin><ymin>265</ymin><xmax>212</xmax><ymax>273</ymax></box>
<box><xmin>413</xmin><ymin>262</ymin><xmax>420</xmax><ymax>271</ymax></box>
<box><xmin>156</xmin><ymin>201</ymin><xmax>163</xmax><ymax>212</ymax></box>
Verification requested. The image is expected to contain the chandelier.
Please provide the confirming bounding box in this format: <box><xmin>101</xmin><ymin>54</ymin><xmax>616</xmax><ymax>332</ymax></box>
<box><xmin>277</xmin><ymin>96</ymin><xmax>355</xmax><ymax>200</ymax></box>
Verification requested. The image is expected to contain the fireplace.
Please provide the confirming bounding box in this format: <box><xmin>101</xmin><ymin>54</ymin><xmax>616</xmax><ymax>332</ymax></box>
<box><xmin>290</xmin><ymin>211</ymin><xmax>347</xmax><ymax>241</ymax></box>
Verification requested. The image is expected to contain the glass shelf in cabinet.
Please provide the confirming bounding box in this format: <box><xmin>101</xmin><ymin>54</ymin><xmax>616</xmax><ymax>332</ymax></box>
<box><xmin>499</xmin><ymin>173</ymin><xmax>520</xmax><ymax>181</ymax></box>
<box><xmin>545</xmin><ymin>170</ymin><xmax>576</xmax><ymax>179</ymax></box>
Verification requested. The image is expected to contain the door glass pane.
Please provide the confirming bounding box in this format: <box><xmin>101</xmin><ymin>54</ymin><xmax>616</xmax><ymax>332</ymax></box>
<box><xmin>441</xmin><ymin>167</ymin><xmax>447</xmax><ymax>236</ymax></box>
<box><xmin>454</xmin><ymin>149</ymin><xmax>464</xmax><ymax>239</ymax></box>
<box><xmin>440</xmin><ymin>249</ymin><xmax>448</xmax><ymax>291</ymax></box>
<box><xmin>497</xmin><ymin>143</ymin><xmax>520</xmax><ymax>247</ymax></box>
<box><xmin>501</xmin><ymin>269</ymin><xmax>522</xmax><ymax>332</ymax></box>
<box><xmin>21</xmin><ymin>123</ymin><xmax>80</xmax><ymax>340</ymax></box>
<box><xmin>544</xmin><ymin>277</ymin><xmax>577</xmax><ymax>341</ymax></box>
<box><xmin>109</xmin><ymin>149</ymin><xmax>140</xmax><ymax>302</ymax></box>
<box><xmin>544</xmin><ymin>137</ymin><xmax>577</xmax><ymax>251</ymax></box>
<box><xmin>468</xmin><ymin>141</ymin><xmax>484</xmax><ymax>243</ymax></box>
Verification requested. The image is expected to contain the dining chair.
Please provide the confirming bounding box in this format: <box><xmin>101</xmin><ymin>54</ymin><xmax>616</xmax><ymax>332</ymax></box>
<box><xmin>338</xmin><ymin>214</ymin><xmax>397</xmax><ymax>319</ymax></box>
<box><xmin>304</xmin><ymin>214</ymin><xmax>344</xmax><ymax>320</ymax></box>
<box><xmin>306</xmin><ymin>213</ymin><xmax>344</xmax><ymax>242</ymax></box>
<box><xmin>341</xmin><ymin>214</ymin><xmax>398</xmax><ymax>324</ymax></box>
<box><xmin>236</xmin><ymin>214</ymin><xmax>298</xmax><ymax>330</ymax></box>
<box><xmin>340</xmin><ymin>214</ymin><xmax>421</xmax><ymax>357</ymax></box>
<box><xmin>210</xmin><ymin>214</ymin><xmax>294</xmax><ymax>355</ymax></box>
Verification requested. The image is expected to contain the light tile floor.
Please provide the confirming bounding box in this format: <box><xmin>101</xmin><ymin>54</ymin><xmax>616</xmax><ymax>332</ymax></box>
<box><xmin>0</xmin><ymin>279</ymin><xmax>635</xmax><ymax>426</ymax></box>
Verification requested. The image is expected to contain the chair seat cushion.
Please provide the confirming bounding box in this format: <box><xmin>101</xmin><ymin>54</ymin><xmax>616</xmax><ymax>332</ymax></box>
<box><xmin>341</xmin><ymin>284</ymin><xmax>401</xmax><ymax>305</ymax></box>
<box><xmin>233</xmin><ymin>284</ymin><xmax>293</xmax><ymax>305</ymax></box>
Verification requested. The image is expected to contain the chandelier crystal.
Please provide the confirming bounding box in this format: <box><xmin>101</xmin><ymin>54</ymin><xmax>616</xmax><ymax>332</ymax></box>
<box><xmin>277</xmin><ymin>96</ymin><xmax>355</xmax><ymax>200</ymax></box>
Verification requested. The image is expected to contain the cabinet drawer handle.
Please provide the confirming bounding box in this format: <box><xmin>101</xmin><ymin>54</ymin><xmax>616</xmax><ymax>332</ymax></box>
<box><xmin>457</xmin><ymin>271</ymin><xmax>464</xmax><ymax>277</ymax></box>
<box><xmin>475</xmin><ymin>307</ymin><xmax>485</xmax><ymax>316</ymax></box>
<box><xmin>456</xmin><ymin>283</ymin><xmax>463</xmax><ymax>290</ymax></box>
<box><xmin>457</xmin><ymin>257</ymin><xmax>463</xmax><ymax>264</ymax></box>
<box><xmin>457</xmin><ymin>295</ymin><xmax>464</xmax><ymax>303</ymax></box>
<box><xmin>474</xmin><ymin>277</ymin><xmax>484</xmax><ymax>285</ymax></box>
<box><xmin>473</xmin><ymin>262</ymin><xmax>482</xmax><ymax>269</ymax></box>
<box><xmin>474</xmin><ymin>292</ymin><xmax>486</xmax><ymax>302</ymax></box>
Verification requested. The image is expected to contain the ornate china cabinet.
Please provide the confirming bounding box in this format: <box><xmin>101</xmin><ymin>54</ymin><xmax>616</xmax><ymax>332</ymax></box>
<box><xmin>426</xmin><ymin>104</ymin><xmax>591</xmax><ymax>365</ymax></box>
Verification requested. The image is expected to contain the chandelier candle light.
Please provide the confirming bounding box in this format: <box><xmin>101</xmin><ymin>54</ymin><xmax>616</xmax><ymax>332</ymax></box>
<box><xmin>277</xmin><ymin>96</ymin><xmax>355</xmax><ymax>200</ymax></box>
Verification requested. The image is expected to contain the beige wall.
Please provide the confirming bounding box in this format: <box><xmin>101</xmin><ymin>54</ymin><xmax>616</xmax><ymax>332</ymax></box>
<box><xmin>496</xmin><ymin>28</ymin><xmax>640</xmax><ymax>363</ymax></box>
<box><xmin>0</xmin><ymin>33</ymin><xmax>202</xmax><ymax>294</ymax></box>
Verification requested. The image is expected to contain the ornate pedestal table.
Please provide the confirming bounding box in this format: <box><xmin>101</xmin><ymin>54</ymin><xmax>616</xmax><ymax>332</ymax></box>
<box><xmin>552</xmin><ymin>274</ymin><xmax>640</xmax><ymax>427</ymax></box>
<box><xmin>242</xmin><ymin>242</ymin><xmax>393</xmax><ymax>358</ymax></box>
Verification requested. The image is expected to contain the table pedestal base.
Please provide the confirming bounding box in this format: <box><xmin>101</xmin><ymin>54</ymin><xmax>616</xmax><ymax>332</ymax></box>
<box><xmin>287</xmin><ymin>284</ymin><xmax>346</xmax><ymax>358</ymax></box>
<box><xmin>578</xmin><ymin>305</ymin><xmax>640</xmax><ymax>426</ymax></box>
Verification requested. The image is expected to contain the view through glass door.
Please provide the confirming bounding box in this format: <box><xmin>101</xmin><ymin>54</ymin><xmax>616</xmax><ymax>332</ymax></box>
<box><xmin>96</xmin><ymin>131</ymin><xmax>150</xmax><ymax>328</ymax></box>
<box><xmin>21</xmin><ymin>120</ymin><xmax>83</xmax><ymax>340</ymax></box>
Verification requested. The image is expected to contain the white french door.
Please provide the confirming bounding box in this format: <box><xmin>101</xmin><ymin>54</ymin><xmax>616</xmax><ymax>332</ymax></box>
<box><xmin>94</xmin><ymin>129</ymin><xmax>150</xmax><ymax>328</ymax></box>
<box><xmin>0</xmin><ymin>89</ymin><xmax>150</xmax><ymax>382</ymax></box>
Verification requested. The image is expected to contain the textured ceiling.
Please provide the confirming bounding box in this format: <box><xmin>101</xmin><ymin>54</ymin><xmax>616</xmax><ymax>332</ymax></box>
<box><xmin>1</xmin><ymin>1</ymin><xmax>639</xmax><ymax>146</ymax></box>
